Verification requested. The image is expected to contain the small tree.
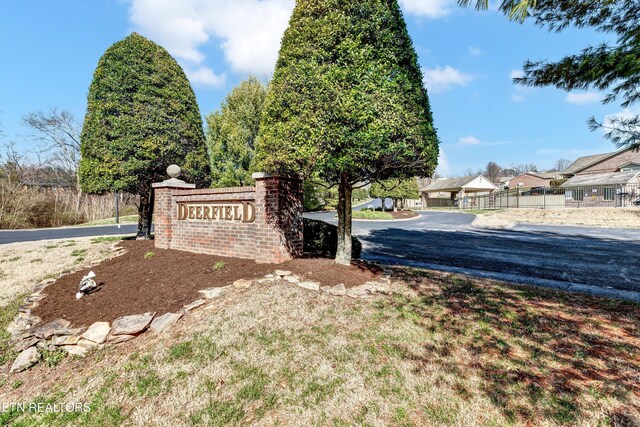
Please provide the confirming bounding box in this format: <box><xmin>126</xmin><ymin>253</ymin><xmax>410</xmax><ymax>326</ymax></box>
<box><xmin>206</xmin><ymin>76</ymin><xmax>267</xmax><ymax>187</ymax></box>
<box><xmin>553</xmin><ymin>158</ymin><xmax>572</xmax><ymax>172</ymax></box>
<box><xmin>484</xmin><ymin>161</ymin><xmax>502</xmax><ymax>182</ymax></box>
<box><xmin>79</xmin><ymin>33</ymin><xmax>210</xmax><ymax>239</ymax></box>
<box><xmin>256</xmin><ymin>0</ymin><xmax>439</xmax><ymax>264</ymax></box>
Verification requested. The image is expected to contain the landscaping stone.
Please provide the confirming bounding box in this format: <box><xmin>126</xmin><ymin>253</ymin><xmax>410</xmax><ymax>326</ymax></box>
<box><xmin>181</xmin><ymin>299</ymin><xmax>206</xmax><ymax>313</ymax></box>
<box><xmin>320</xmin><ymin>286</ymin><xmax>332</xmax><ymax>293</ymax></box>
<box><xmin>63</xmin><ymin>345</ymin><xmax>88</xmax><ymax>357</ymax></box>
<box><xmin>53</xmin><ymin>327</ymin><xmax>85</xmax><ymax>337</ymax></box>
<box><xmin>107</xmin><ymin>334</ymin><xmax>137</xmax><ymax>344</ymax></box>
<box><xmin>284</xmin><ymin>275</ymin><xmax>300</xmax><ymax>284</ymax></box>
<box><xmin>347</xmin><ymin>285</ymin><xmax>373</xmax><ymax>298</ymax></box>
<box><xmin>81</xmin><ymin>322</ymin><xmax>111</xmax><ymax>344</ymax></box>
<box><xmin>9</xmin><ymin>315</ymin><xmax>43</xmax><ymax>340</ymax></box>
<box><xmin>329</xmin><ymin>283</ymin><xmax>347</xmax><ymax>296</ymax></box>
<box><xmin>10</xmin><ymin>347</ymin><xmax>40</xmax><ymax>373</ymax></box>
<box><xmin>199</xmin><ymin>286</ymin><xmax>230</xmax><ymax>299</ymax></box>
<box><xmin>14</xmin><ymin>337</ymin><xmax>39</xmax><ymax>352</ymax></box>
<box><xmin>32</xmin><ymin>279</ymin><xmax>55</xmax><ymax>294</ymax></box>
<box><xmin>365</xmin><ymin>280</ymin><xmax>391</xmax><ymax>294</ymax></box>
<box><xmin>233</xmin><ymin>279</ymin><xmax>253</xmax><ymax>289</ymax></box>
<box><xmin>298</xmin><ymin>281</ymin><xmax>320</xmax><ymax>291</ymax></box>
<box><xmin>111</xmin><ymin>312</ymin><xmax>155</xmax><ymax>336</ymax></box>
<box><xmin>150</xmin><ymin>312</ymin><xmax>183</xmax><ymax>333</ymax></box>
<box><xmin>32</xmin><ymin>318</ymin><xmax>71</xmax><ymax>339</ymax></box>
<box><xmin>274</xmin><ymin>270</ymin><xmax>292</xmax><ymax>277</ymax></box>
<box><xmin>265</xmin><ymin>274</ymin><xmax>275</xmax><ymax>279</ymax></box>
<box><xmin>77</xmin><ymin>338</ymin><xmax>99</xmax><ymax>349</ymax></box>
<box><xmin>52</xmin><ymin>335</ymin><xmax>81</xmax><ymax>346</ymax></box>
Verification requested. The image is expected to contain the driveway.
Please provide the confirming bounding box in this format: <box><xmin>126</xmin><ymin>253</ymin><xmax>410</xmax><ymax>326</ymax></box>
<box><xmin>305</xmin><ymin>210</ymin><xmax>640</xmax><ymax>302</ymax></box>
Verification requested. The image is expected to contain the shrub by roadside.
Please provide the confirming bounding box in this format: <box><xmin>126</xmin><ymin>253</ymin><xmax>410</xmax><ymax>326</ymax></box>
<box><xmin>303</xmin><ymin>218</ymin><xmax>362</xmax><ymax>258</ymax></box>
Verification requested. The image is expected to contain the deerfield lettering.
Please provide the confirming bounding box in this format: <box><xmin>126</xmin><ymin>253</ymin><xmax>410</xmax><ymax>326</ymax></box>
<box><xmin>177</xmin><ymin>201</ymin><xmax>255</xmax><ymax>223</ymax></box>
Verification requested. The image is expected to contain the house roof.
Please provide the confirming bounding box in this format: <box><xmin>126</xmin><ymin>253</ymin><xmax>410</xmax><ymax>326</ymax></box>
<box><xmin>562</xmin><ymin>147</ymin><xmax>632</xmax><ymax>175</ymax></box>
<box><xmin>560</xmin><ymin>171</ymin><xmax>640</xmax><ymax>187</ymax></box>
<box><xmin>536</xmin><ymin>171</ymin><xmax>561</xmax><ymax>179</ymax></box>
<box><xmin>422</xmin><ymin>175</ymin><xmax>498</xmax><ymax>193</ymax></box>
<box><xmin>496</xmin><ymin>176</ymin><xmax>514</xmax><ymax>183</ymax></box>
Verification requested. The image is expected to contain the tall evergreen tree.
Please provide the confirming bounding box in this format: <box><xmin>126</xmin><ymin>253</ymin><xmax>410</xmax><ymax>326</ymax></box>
<box><xmin>206</xmin><ymin>76</ymin><xmax>267</xmax><ymax>187</ymax></box>
<box><xmin>460</xmin><ymin>0</ymin><xmax>640</xmax><ymax>150</ymax></box>
<box><xmin>79</xmin><ymin>33</ymin><xmax>210</xmax><ymax>238</ymax></box>
<box><xmin>256</xmin><ymin>0</ymin><xmax>439</xmax><ymax>264</ymax></box>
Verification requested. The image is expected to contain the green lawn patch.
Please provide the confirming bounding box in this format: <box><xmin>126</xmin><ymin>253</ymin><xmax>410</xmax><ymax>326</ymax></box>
<box><xmin>352</xmin><ymin>210</ymin><xmax>393</xmax><ymax>220</ymax></box>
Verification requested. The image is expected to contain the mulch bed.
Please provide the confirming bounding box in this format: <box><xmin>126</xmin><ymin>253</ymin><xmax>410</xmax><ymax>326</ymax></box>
<box><xmin>32</xmin><ymin>240</ymin><xmax>380</xmax><ymax>327</ymax></box>
<box><xmin>390</xmin><ymin>210</ymin><xmax>419</xmax><ymax>219</ymax></box>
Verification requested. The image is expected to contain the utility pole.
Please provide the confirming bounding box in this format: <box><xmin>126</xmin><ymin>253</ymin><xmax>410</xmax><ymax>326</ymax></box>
<box><xmin>115</xmin><ymin>191</ymin><xmax>120</xmax><ymax>228</ymax></box>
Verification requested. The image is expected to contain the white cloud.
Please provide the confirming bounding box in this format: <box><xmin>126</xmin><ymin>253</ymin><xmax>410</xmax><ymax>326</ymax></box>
<box><xmin>459</xmin><ymin>135</ymin><xmax>481</xmax><ymax>145</ymax></box>
<box><xmin>185</xmin><ymin>66</ymin><xmax>226</xmax><ymax>88</ymax></box>
<box><xmin>399</xmin><ymin>0</ymin><xmax>456</xmax><ymax>18</ymax></box>
<box><xmin>565</xmin><ymin>92</ymin><xmax>602</xmax><ymax>105</ymax></box>
<box><xmin>423</xmin><ymin>66</ymin><xmax>474</xmax><ymax>93</ymax></box>
<box><xmin>468</xmin><ymin>45</ymin><xmax>483</xmax><ymax>56</ymax></box>
<box><xmin>436</xmin><ymin>148</ymin><xmax>451</xmax><ymax>176</ymax></box>
<box><xmin>129</xmin><ymin>0</ymin><xmax>294</xmax><ymax>80</ymax></box>
<box><xmin>510</xmin><ymin>69</ymin><xmax>524</xmax><ymax>80</ymax></box>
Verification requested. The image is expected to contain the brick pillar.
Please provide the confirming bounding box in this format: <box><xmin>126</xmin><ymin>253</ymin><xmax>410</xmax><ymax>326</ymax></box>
<box><xmin>252</xmin><ymin>173</ymin><xmax>303</xmax><ymax>263</ymax></box>
<box><xmin>152</xmin><ymin>178</ymin><xmax>195</xmax><ymax>250</ymax></box>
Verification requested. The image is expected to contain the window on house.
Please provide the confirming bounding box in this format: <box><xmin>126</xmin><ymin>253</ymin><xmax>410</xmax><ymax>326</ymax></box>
<box><xmin>603</xmin><ymin>187</ymin><xmax>615</xmax><ymax>201</ymax></box>
<box><xmin>573</xmin><ymin>189</ymin><xmax>584</xmax><ymax>201</ymax></box>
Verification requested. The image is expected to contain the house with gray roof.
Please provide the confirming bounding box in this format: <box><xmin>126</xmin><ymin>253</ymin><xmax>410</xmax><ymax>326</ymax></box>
<box><xmin>421</xmin><ymin>175</ymin><xmax>498</xmax><ymax>209</ymax></box>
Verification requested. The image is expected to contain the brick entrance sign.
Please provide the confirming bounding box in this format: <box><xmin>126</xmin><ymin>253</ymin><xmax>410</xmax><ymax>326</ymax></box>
<box><xmin>152</xmin><ymin>166</ymin><xmax>303</xmax><ymax>263</ymax></box>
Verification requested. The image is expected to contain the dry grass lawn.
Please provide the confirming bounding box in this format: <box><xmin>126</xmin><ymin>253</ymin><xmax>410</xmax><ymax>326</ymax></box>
<box><xmin>1</xmin><ymin>243</ymin><xmax>638</xmax><ymax>426</ymax></box>
<box><xmin>0</xmin><ymin>236</ymin><xmax>124</xmax><ymax>306</ymax></box>
<box><xmin>473</xmin><ymin>207</ymin><xmax>640</xmax><ymax>229</ymax></box>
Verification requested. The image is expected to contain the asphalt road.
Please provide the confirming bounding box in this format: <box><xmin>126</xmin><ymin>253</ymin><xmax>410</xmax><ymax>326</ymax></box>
<box><xmin>306</xmin><ymin>210</ymin><xmax>640</xmax><ymax>301</ymax></box>
<box><xmin>2</xmin><ymin>208</ymin><xmax>639</xmax><ymax>301</ymax></box>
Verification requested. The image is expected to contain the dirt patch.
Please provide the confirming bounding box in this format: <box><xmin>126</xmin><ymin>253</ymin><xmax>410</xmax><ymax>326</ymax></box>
<box><xmin>473</xmin><ymin>207</ymin><xmax>640</xmax><ymax>228</ymax></box>
<box><xmin>33</xmin><ymin>240</ymin><xmax>380</xmax><ymax>327</ymax></box>
<box><xmin>390</xmin><ymin>210</ymin><xmax>419</xmax><ymax>219</ymax></box>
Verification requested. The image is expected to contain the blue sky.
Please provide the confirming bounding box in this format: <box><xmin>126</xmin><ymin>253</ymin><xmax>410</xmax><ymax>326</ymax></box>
<box><xmin>0</xmin><ymin>0</ymin><xmax>626</xmax><ymax>176</ymax></box>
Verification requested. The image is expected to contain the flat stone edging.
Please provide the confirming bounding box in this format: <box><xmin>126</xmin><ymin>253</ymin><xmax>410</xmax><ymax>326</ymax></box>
<box><xmin>7</xmin><ymin>249</ymin><xmax>396</xmax><ymax>373</ymax></box>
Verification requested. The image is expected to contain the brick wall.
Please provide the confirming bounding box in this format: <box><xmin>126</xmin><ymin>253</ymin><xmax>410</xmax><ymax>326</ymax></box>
<box><xmin>152</xmin><ymin>174</ymin><xmax>303</xmax><ymax>263</ymax></box>
<box><xmin>509</xmin><ymin>173</ymin><xmax>550</xmax><ymax>188</ymax></box>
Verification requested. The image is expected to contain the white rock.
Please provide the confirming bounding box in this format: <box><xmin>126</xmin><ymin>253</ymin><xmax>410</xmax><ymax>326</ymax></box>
<box><xmin>284</xmin><ymin>275</ymin><xmax>300</xmax><ymax>284</ymax></box>
<box><xmin>81</xmin><ymin>322</ymin><xmax>111</xmax><ymax>344</ymax></box>
<box><xmin>150</xmin><ymin>312</ymin><xmax>183</xmax><ymax>333</ymax></box>
<box><xmin>181</xmin><ymin>299</ymin><xmax>206</xmax><ymax>313</ymax></box>
<box><xmin>329</xmin><ymin>284</ymin><xmax>347</xmax><ymax>296</ymax></box>
<box><xmin>274</xmin><ymin>270</ymin><xmax>292</xmax><ymax>277</ymax></box>
<box><xmin>265</xmin><ymin>274</ymin><xmax>275</xmax><ymax>279</ymax></box>
<box><xmin>63</xmin><ymin>345</ymin><xmax>88</xmax><ymax>357</ymax></box>
<box><xmin>10</xmin><ymin>347</ymin><xmax>40</xmax><ymax>372</ymax></box>
<box><xmin>77</xmin><ymin>338</ymin><xmax>99</xmax><ymax>349</ymax></box>
<box><xmin>298</xmin><ymin>281</ymin><xmax>320</xmax><ymax>291</ymax></box>
<box><xmin>199</xmin><ymin>286</ymin><xmax>230</xmax><ymax>299</ymax></box>
<box><xmin>233</xmin><ymin>279</ymin><xmax>252</xmax><ymax>289</ymax></box>
<box><xmin>111</xmin><ymin>313</ymin><xmax>155</xmax><ymax>336</ymax></box>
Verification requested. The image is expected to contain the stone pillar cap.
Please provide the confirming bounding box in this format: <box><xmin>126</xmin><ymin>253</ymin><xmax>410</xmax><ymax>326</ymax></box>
<box><xmin>152</xmin><ymin>179</ymin><xmax>196</xmax><ymax>189</ymax></box>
